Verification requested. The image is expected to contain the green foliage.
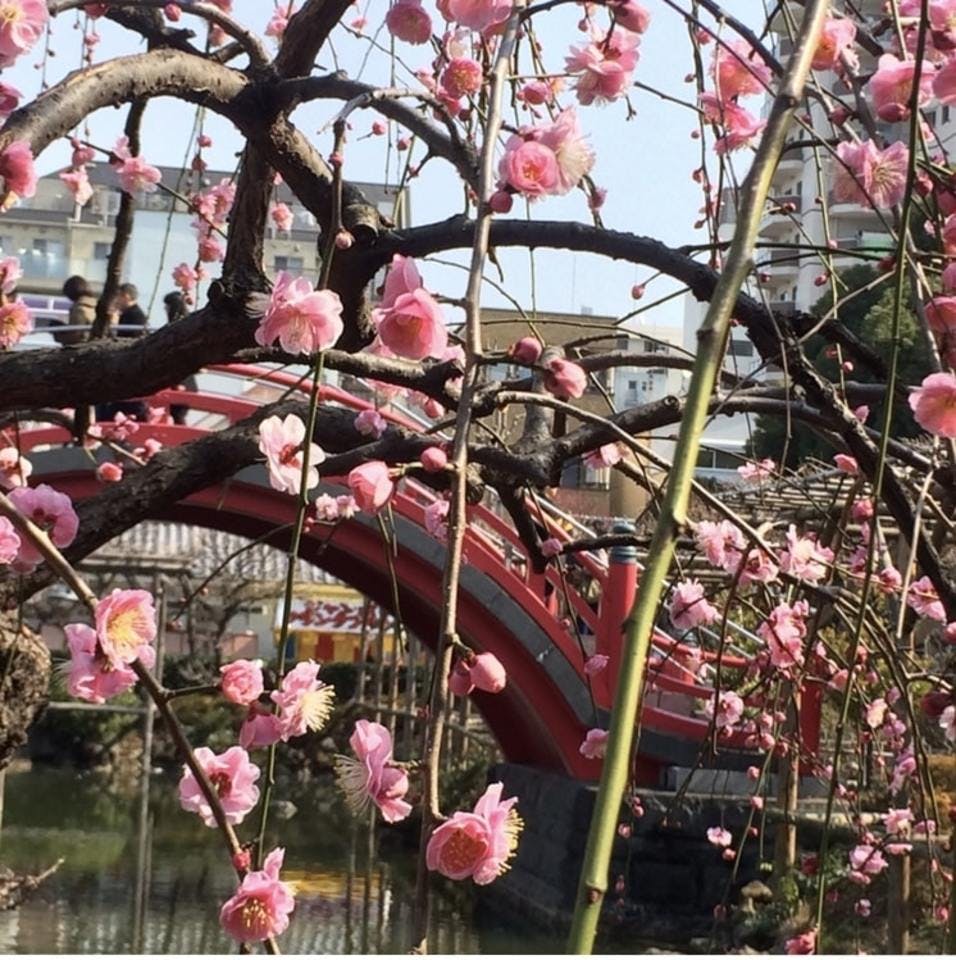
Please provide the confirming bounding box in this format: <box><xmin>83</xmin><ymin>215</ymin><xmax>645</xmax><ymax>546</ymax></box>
<box><xmin>750</xmin><ymin>266</ymin><xmax>934</xmax><ymax>467</ymax></box>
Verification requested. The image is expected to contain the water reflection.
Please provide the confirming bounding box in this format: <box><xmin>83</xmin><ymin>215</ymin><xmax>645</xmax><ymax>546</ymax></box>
<box><xmin>0</xmin><ymin>767</ymin><xmax>540</xmax><ymax>955</ymax></box>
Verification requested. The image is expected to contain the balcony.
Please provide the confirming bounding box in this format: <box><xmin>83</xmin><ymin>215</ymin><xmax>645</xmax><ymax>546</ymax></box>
<box><xmin>764</xmin><ymin>248</ymin><xmax>800</xmax><ymax>278</ymax></box>
<box><xmin>826</xmin><ymin>190</ymin><xmax>883</xmax><ymax>218</ymax></box>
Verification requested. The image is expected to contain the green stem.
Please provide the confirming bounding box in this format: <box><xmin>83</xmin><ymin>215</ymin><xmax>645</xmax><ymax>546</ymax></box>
<box><xmin>565</xmin><ymin>3</ymin><xmax>829</xmax><ymax>952</ymax></box>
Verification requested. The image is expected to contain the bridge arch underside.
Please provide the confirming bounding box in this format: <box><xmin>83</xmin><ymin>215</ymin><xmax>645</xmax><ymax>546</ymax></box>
<box><xmin>40</xmin><ymin>460</ymin><xmax>601</xmax><ymax>778</ymax></box>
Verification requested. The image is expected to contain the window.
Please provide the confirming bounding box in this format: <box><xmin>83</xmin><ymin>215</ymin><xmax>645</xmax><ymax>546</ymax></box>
<box><xmin>33</xmin><ymin>238</ymin><xmax>65</xmax><ymax>257</ymax></box>
<box><xmin>728</xmin><ymin>339</ymin><xmax>754</xmax><ymax>357</ymax></box>
<box><xmin>93</xmin><ymin>242</ymin><xmax>111</xmax><ymax>260</ymax></box>
<box><xmin>945</xmin><ymin>105</ymin><xmax>952</xmax><ymax>124</ymax></box>
<box><xmin>274</xmin><ymin>255</ymin><xmax>304</xmax><ymax>275</ymax></box>
<box><xmin>0</xmin><ymin>236</ymin><xmax>13</xmax><ymax>257</ymax></box>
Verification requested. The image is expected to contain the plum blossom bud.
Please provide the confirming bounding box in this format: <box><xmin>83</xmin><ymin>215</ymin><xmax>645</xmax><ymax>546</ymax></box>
<box><xmin>814</xmin><ymin>273</ymin><xmax>829</xmax><ymax>287</ymax></box>
<box><xmin>510</xmin><ymin>336</ymin><xmax>542</xmax><ymax>364</ymax></box>
<box><xmin>335</xmin><ymin>230</ymin><xmax>354</xmax><ymax>250</ymax></box>
<box><xmin>371</xmin><ymin>120</ymin><xmax>387</xmax><ymax>136</ymax></box>
<box><xmin>164</xmin><ymin>3</ymin><xmax>182</xmax><ymax>20</ymax></box>
<box><xmin>722</xmin><ymin>848</ymin><xmax>736</xmax><ymax>862</ymax></box>
<box><xmin>198</xmin><ymin>134</ymin><xmax>213</xmax><ymax>148</ymax></box>
<box><xmin>541</xmin><ymin>537</ymin><xmax>563</xmax><ymax>558</ymax></box>
<box><xmin>489</xmin><ymin>190</ymin><xmax>513</xmax><ymax>213</ymax></box>
<box><xmin>448</xmin><ymin>661</ymin><xmax>474</xmax><ymax>696</ymax></box>
<box><xmin>631</xmin><ymin>283</ymin><xmax>645</xmax><ymax>300</ymax></box>
<box><xmin>470</xmin><ymin>652</ymin><xmax>507</xmax><ymax>693</ymax></box>
<box><xmin>231</xmin><ymin>849</ymin><xmax>251</xmax><ymax>872</ymax></box>
<box><xmin>944</xmin><ymin>622</ymin><xmax>956</xmax><ymax>644</ymax></box>
<box><xmin>420</xmin><ymin>447</ymin><xmax>448</xmax><ymax>473</ymax></box>
<box><xmin>96</xmin><ymin>462</ymin><xmax>123</xmax><ymax>483</ymax></box>
<box><xmin>397</xmin><ymin>136</ymin><xmax>410</xmax><ymax>151</ymax></box>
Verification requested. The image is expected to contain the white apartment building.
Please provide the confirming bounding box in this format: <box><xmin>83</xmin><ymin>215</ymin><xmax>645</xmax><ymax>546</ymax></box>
<box><xmin>682</xmin><ymin>0</ymin><xmax>930</xmax><ymax>478</ymax></box>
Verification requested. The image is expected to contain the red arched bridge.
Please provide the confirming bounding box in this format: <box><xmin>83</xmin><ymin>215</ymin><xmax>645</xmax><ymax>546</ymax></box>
<box><xmin>16</xmin><ymin>363</ymin><xmax>822</xmax><ymax>783</ymax></box>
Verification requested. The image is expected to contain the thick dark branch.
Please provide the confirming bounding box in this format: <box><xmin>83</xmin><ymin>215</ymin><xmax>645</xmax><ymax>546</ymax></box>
<box><xmin>273</xmin><ymin>0</ymin><xmax>355</xmax><ymax>77</ymax></box>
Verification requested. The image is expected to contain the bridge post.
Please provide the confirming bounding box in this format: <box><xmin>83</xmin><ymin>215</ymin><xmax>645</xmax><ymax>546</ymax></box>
<box><xmin>798</xmin><ymin>669</ymin><xmax>823</xmax><ymax>775</ymax></box>
<box><xmin>596</xmin><ymin>523</ymin><xmax>638</xmax><ymax>705</ymax></box>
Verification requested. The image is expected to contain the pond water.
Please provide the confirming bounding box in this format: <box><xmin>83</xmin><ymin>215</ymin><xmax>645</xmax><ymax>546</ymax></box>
<box><xmin>0</xmin><ymin>767</ymin><xmax>563</xmax><ymax>955</ymax></box>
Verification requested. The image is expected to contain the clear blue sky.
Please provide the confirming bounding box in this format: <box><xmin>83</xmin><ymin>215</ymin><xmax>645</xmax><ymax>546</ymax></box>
<box><xmin>4</xmin><ymin>0</ymin><xmax>753</xmax><ymax>332</ymax></box>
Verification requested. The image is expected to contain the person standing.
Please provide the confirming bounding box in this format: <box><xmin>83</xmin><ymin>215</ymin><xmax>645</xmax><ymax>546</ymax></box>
<box><xmin>164</xmin><ymin>291</ymin><xmax>197</xmax><ymax>426</ymax></box>
<box><xmin>113</xmin><ymin>282</ymin><xmax>148</xmax><ymax>339</ymax></box>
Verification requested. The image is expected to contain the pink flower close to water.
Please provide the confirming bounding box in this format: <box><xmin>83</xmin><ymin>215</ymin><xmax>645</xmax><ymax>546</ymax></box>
<box><xmin>426</xmin><ymin>782</ymin><xmax>522</xmax><ymax>884</ymax></box>
<box><xmin>271</xmin><ymin>660</ymin><xmax>335</xmax><ymax>741</ymax></box>
<box><xmin>580</xmin><ymin>728</ymin><xmax>609</xmax><ymax>759</ymax></box>
<box><xmin>8</xmin><ymin>483</ymin><xmax>79</xmax><ymax>568</ymax></box>
<box><xmin>0</xmin><ymin>298</ymin><xmax>31</xmax><ymax>348</ymax></box>
<box><xmin>669</xmin><ymin>579</ymin><xmax>718</xmax><ymax>631</ymax></box>
<box><xmin>0</xmin><ymin>140</ymin><xmax>36</xmax><ymax>203</ymax></box>
<box><xmin>254</xmin><ymin>271</ymin><xmax>344</xmax><ymax>355</ymax></box>
<box><xmin>907</xmin><ymin>575</ymin><xmax>946</xmax><ymax>622</ymax></box>
<box><xmin>65</xmin><ymin>622</ymin><xmax>149</xmax><ymax>703</ymax></box>
<box><xmin>868</xmin><ymin>54</ymin><xmax>933</xmax><ymax>121</ymax></box>
<box><xmin>737</xmin><ymin>458</ymin><xmax>774</xmax><ymax>482</ymax></box>
<box><xmin>95</xmin><ymin>588</ymin><xmax>156</xmax><ymax>667</ymax></box>
<box><xmin>178</xmin><ymin>745</ymin><xmax>260</xmax><ymax>828</ymax></box>
<box><xmin>257</xmin><ymin>413</ymin><xmax>324</xmax><ymax>496</ymax></box>
<box><xmin>348</xmin><ymin>461</ymin><xmax>395</xmax><ymax>513</ymax></box>
<box><xmin>909</xmin><ymin>372</ymin><xmax>956</xmax><ymax>438</ymax></box>
<box><xmin>0</xmin><ymin>0</ymin><xmax>47</xmax><ymax>67</ymax></box>
<box><xmin>334</xmin><ymin>719</ymin><xmax>412</xmax><ymax>823</ymax></box>
<box><xmin>220</xmin><ymin>847</ymin><xmax>295</xmax><ymax>944</ymax></box>
<box><xmin>221</xmin><ymin>659</ymin><xmax>264</xmax><ymax>706</ymax></box>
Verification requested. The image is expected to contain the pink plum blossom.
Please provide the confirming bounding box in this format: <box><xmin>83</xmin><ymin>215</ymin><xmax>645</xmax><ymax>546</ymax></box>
<box><xmin>219</xmin><ymin>847</ymin><xmax>295</xmax><ymax>944</ymax></box>
<box><xmin>510</xmin><ymin>337</ymin><xmax>542</xmax><ymax>364</ymax></box>
<box><xmin>440</xmin><ymin>0</ymin><xmax>513</xmax><ymax>34</ymax></box>
<box><xmin>812</xmin><ymin>17</ymin><xmax>857</xmax><ymax>71</ymax></box>
<box><xmin>348</xmin><ymin>461</ymin><xmax>395</xmax><ymax>513</ymax></box>
<box><xmin>380</xmin><ymin>254</ymin><xmax>422</xmax><ymax>307</ymax></box>
<box><xmin>543</xmin><ymin>357</ymin><xmax>587</xmax><ymax>399</ymax></box>
<box><xmin>584</xmin><ymin>653</ymin><xmax>609</xmax><ymax>676</ymax></box>
<box><xmin>737</xmin><ymin>548</ymin><xmax>780</xmax><ymax>588</ymax></box>
<box><xmin>707</xmin><ymin>690</ymin><xmax>744</xmax><ymax>733</ymax></box>
<box><xmin>784</xmin><ymin>931</ymin><xmax>816</xmax><ymax>955</ymax></box>
<box><xmin>179</xmin><ymin>745</ymin><xmax>260</xmax><ymax>827</ymax></box>
<box><xmin>65</xmin><ymin>622</ymin><xmax>150</xmax><ymax>703</ymax></box>
<box><xmin>112</xmin><ymin>147</ymin><xmax>162</xmax><ymax>195</ymax></box>
<box><xmin>699</xmin><ymin>93</ymin><xmax>766</xmax><ymax>153</ymax></box>
<box><xmin>580</xmin><ymin>728</ymin><xmax>609</xmax><ymax>759</ymax></box>
<box><xmin>541</xmin><ymin>537</ymin><xmax>563</xmax><ymax>558</ymax></box>
<box><xmin>758</xmin><ymin>600</ymin><xmax>809</xmax><ymax>671</ymax></box>
<box><xmin>566</xmin><ymin>28</ymin><xmax>640</xmax><ymax>105</ymax></box>
<box><xmin>271</xmin><ymin>660</ymin><xmax>335</xmax><ymax>741</ymax></box>
<box><xmin>0</xmin><ymin>1</ymin><xmax>47</xmax><ymax>68</ymax></box>
<box><xmin>668</xmin><ymin>579</ymin><xmax>718</xmax><ymax>631</ymax></box>
<box><xmin>0</xmin><ymin>299</ymin><xmax>31</xmax><ymax>349</ymax></box>
<box><xmin>449</xmin><ymin>660</ymin><xmax>475</xmax><ymax>696</ymax></box>
<box><xmin>95</xmin><ymin>461</ymin><xmax>123</xmax><ymax>483</ymax></box>
<box><xmin>706</xmin><ymin>826</ymin><xmax>732</xmax><ymax>848</ymax></box>
<box><xmin>833</xmin><ymin>453</ymin><xmax>858</xmax><ymax>475</ymax></box>
<box><xmin>354</xmin><ymin>409</ymin><xmax>388</xmax><ymax>439</ymax></box>
<box><xmin>0</xmin><ymin>446</ymin><xmax>31</xmax><ymax>489</ymax></box>
<box><xmin>712</xmin><ymin>40</ymin><xmax>771</xmax><ymax>98</ymax></box>
<box><xmin>940</xmin><ymin>704</ymin><xmax>956</xmax><ymax>742</ymax></box>
<box><xmin>832</xmin><ymin>139</ymin><xmax>908</xmax><ymax>209</ymax></box>
<box><xmin>0</xmin><ymin>515</ymin><xmax>19</xmax><ymax>563</ymax></box>
<box><xmin>849</xmin><ymin>844</ymin><xmax>888</xmax><ymax>876</ymax></box>
<box><xmin>421</xmin><ymin>447</ymin><xmax>448</xmax><ymax>472</ymax></box>
<box><xmin>59</xmin><ymin>168</ymin><xmax>94</xmax><ymax>207</ymax></box>
<box><xmin>737</xmin><ymin>458</ymin><xmax>774</xmax><ymax>482</ymax></box>
<box><xmin>867</xmin><ymin>54</ymin><xmax>933</xmax><ymax>121</ymax></box>
<box><xmin>375</xmin><ymin>288</ymin><xmax>448</xmax><ymax>360</ymax></box>
<box><xmin>780</xmin><ymin>524</ymin><xmax>833</xmax><ymax>584</ymax></box>
<box><xmin>441</xmin><ymin>57</ymin><xmax>483</xmax><ymax>97</ymax></box>
<box><xmin>424</xmin><ymin>499</ymin><xmax>449</xmax><ymax>540</ymax></box>
<box><xmin>257</xmin><ymin>414</ymin><xmax>324</xmax><ymax>496</ymax></box>
<box><xmin>584</xmin><ymin>443</ymin><xmax>622</xmax><ymax>470</ymax></box>
<box><xmin>535</xmin><ymin>108</ymin><xmax>595</xmax><ymax>194</ymax></box>
<box><xmin>270</xmin><ymin>202</ymin><xmax>294</xmax><ymax>233</ymax></box>
<box><xmin>0</xmin><ymin>141</ymin><xmax>36</xmax><ymax>202</ymax></box>
<box><xmin>609</xmin><ymin>0</ymin><xmax>650</xmax><ymax>33</ymax></box>
<box><xmin>220</xmin><ymin>659</ymin><xmax>264</xmax><ymax>706</ymax></box>
<box><xmin>172</xmin><ymin>262</ymin><xmax>202</xmax><ymax>294</ymax></box>
<box><xmin>264</xmin><ymin>7</ymin><xmax>295</xmax><ymax>39</ymax></box>
<box><xmin>334</xmin><ymin>719</ymin><xmax>412</xmax><ymax>823</ymax></box>
<box><xmin>426</xmin><ymin>782</ymin><xmax>523</xmax><ymax>884</ymax></box>
<box><xmin>95</xmin><ymin>588</ymin><xmax>156</xmax><ymax>667</ymax></box>
<box><xmin>239</xmin><ymin>704</ymin><xmax>283</xmax><ymax>750</ymax></box>
<box><xmin>695</xmin><ymin>519</ymin><xmax>746</xmax><ymax>569</ymax></box>
<box><xmin>907</xmin><ymin>575</ymin><xmax>946</xmax><ymax>621</ymax></box>
<box><xmin>499</xmin><ymin>138</ymin><xmax>560</xmax><ymax>198</ymax></box>
<box><xmin>469</xmin><ymin>652</ymin><xmax>507</xmax><ymax>693</ymax></box>
<box><xmin>254</xmin><ymin>271</ymin><xmax>344</xmax><ymax>355</ymax></box>
<box><xmin>883</xmin><ymin>808</ymin><xmax>914</xmax><ymax>834</ymax></box>
<box><xmin>909</xmin><ymin>372</ymin><xmax>956</xmax><ymax>438</ymax></box>
<box><xmin>8</xmin><ymin>484</ymin><xmax>79</xmax><ymax>568</ymax></box>
<box><xmin>0</xmin><ymin>255</ymin><xmax>21</xmax><ymax>294</ymax></box>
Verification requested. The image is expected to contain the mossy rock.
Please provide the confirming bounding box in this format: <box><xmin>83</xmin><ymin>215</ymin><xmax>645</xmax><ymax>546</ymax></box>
<box><xmin>0</xmin><ymin>614</ymin><xmax>51</xmax><ymax>771</ymax></box>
